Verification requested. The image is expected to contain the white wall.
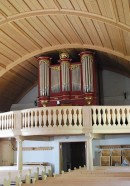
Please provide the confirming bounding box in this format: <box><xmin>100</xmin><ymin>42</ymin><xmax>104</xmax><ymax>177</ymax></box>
<box><xmin>102</xmin><ymin>70</ymin><xmax>130</xmax><ymax>105</ymax></box>
<box><xmin>10</xmin><ymin>86</ymin><xmax>38</xmax><ymax>110</ymax></box>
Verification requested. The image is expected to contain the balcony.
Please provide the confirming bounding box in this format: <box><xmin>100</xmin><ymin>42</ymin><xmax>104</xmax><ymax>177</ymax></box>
<box><xmin>0</xmin><ymin>106</ymin><xmax>130</xmax><ymax>138</ymax></box>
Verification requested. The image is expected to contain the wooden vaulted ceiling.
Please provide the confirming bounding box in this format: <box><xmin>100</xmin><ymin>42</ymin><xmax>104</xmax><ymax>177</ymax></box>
<box><xmin>0</xmin><ymin>0</ymin><xmax>130</xmax><ymax>111</ymax></box>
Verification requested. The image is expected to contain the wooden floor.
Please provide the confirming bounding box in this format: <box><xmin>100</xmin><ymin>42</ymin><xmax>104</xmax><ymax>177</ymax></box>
<box><xmin>0</xmin><ymin>166</ymin><xmax>130</xmax><ymax>186</ymax></box>
<box><xmin>23</xmin><ymin>166</ymin><xmax>130</xmax><ymax>186</ymax></box>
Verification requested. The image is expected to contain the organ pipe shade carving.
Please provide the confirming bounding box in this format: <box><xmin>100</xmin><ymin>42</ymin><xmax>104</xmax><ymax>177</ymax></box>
<box><xmin>81</xmin><ymin>54</ymin><xmax>94</xmax><ymax>93</ymax></box>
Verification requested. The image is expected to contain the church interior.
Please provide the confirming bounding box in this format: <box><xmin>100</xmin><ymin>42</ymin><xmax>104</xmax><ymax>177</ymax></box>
<box><xmin>0</xmin><ymin>0</ymin><xmax>130</xmax><ymax>185</ymax></box>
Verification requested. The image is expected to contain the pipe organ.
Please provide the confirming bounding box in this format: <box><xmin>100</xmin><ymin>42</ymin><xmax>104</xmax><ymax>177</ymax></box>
<box><xmin>38</xmin><ymin>51</ymin><xmax>98</xmax><ymax>107</ymax></box>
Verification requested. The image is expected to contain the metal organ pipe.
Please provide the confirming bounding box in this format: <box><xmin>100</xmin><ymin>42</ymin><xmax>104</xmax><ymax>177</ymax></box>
<box><xmin>38</xmin><ymin>57</ymin><xmax>51</xmax><ymax>97</ymax></box>
<box><xmin>80</xmin><ymin>52</ymin><xmax>94</xmax><ymax>93</ymax></box>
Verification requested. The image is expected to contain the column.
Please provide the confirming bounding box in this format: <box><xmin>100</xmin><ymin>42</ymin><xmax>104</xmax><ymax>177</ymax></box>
<box><xmin>16</xmin><ymin>136</ymin><xmax>23</xmax><ymax>172</ymax></box>
<box><xmin>85</xmin><ymin>133</ymin><xmax>93</xmax><ymax>171</ymax></box>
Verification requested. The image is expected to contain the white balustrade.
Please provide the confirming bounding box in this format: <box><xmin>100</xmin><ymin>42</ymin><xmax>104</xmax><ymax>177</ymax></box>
<box><xmin>0</xmin><ymin>106</ymin><xmax>130</xmax><ymax>136</ymax></box>
<box><xmin>91</xmin><ymin>106</ymin><xmax>130</xmax><ymax>133</ymax></box>
<box><xmin>21</xmin><ymin>106</ymin><xmax>83</xmax><ymax>129</ymax></box>
<box><xmin>0</xmin><ymin>112</ymin><xmax>14</xmax><ymax>130</ymax></box>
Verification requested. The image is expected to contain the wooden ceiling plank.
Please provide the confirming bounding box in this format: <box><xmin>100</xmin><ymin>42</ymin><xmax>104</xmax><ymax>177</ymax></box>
<box><xmin>29</xmin><ymin>0</ymin><xmax>42</xmax><ymax>10</ymax></box>
<box><xmin>37</xmin><ymin>16</ymin><xmax>60</xmax><ymax>45</ymax></box>
<box><xmin>0</xmin><ymin>47</ymin><xmax>17</xmax><ymax>61</ymax></box>
<box><xmin>0</xmin><ymin>42</ymin><xmax>19</xmax><ymax>60</ymax></box>
<box><xmin>0</xmin><ymin>54</ymin><xmax>12</xmax><ymax>65</ymax></box>
<box><xmin>10</xmin><ymin>22</ymin><xmax>39</xmax><ymax>51</ymax></box>
<box><xmin>106</xmin><ymin>24</ymin><xmax>124</xmax><ymax>53</ymax></box>
<box><xmin>75</xmin><ymin>17</ymin><xmax>93</xmax><ymax>44</ymax></box>
<box><xmin>14</xmin><ymin>0</ymin><xmax>30</xmax><ymax>11</ymax></box>
<box><xmin>0</xmin><ymin>1</ymin><xmax>17</xmax><ymax>16</ymax></box>
<box><xmin>38</xmin><ymin>16</ymin><xmax>62</xmax><ymax>44</ymax></box>
<box><xmin>12</xmin><ymin>64</ymin><xmax>37</xmax><ymax>81</ymax></box>
<box><xmin>81</xmin><ymin>18</ymin><xmax>102</xmax><ymax>46</ymax></box>
<box><xmin>0</xmin><ymin>62</ymin><xmax>6</xmax><ymax>69</ymax></box>
<box><xmin>6</xmin><ymin>70</ymin><xmax>31</xmax><ymax>87</ymax></box>
<box><xmin>1</xmin><ymin>29</ymin><xmax>28</xmax><ymax>56</ymax></box>
<box><xmin>19</xmin><ymin>65</ymin><xmax>38</xmax><ymax>77</ymax></box>
<box><xmin>56</xmin><ymin>0</ymin><xmax>67</xmax><ymax>9</ymax></box>
<box><xmin>119</xmin><ymin>29</ymin><xmax>127</xmax><ymax>55</ymax></box>
<box><xmin>28</xmin><ymin>16</ymin><xmax>59</xmax><ymax>45</ymax></box>
<box><xmin>19</xmin><ymin>63</ymin><xmax>38</xmax><ymax>77</ymax></box>
<box><xmin>64</xmin><ymin>15</ymin><xmax>84</xmax><ymax>43</ymax></box>
<box><xmin>44</xmin><ymin>0</ymin><xmax>59</xmax><ymax>9</ymax></box>
<box><xmin>2</xmin><ymin>74</ymin><xmax>27</xmax><ymax>89</ymax></box>
<box><xmin>26</xmin><ymin>17</ymin><xmax>51</xmax><ymax>46</ymax></box>
<box><xmin>63</xmin><ymin>0</ymin><xmax>74</xmax><ymax>9</ymax></box>
<box><xmin>122</xmin><ymin>31</ymin><xmax>130</xmax><ymax>55</ymax></box>
<box><xmin>115</xmin><ymin>0</ymin><xmax>125</xmax><ymax>23</ymax></box>
<box><xmin>66</xmin><ymin>15</ymin><xmax>84</xmax><ymax>44</ymax></box>
<box><xmin>50</xmin><ymin>15</ymin><xmax>74</xmax><ymax>44</ymax></box>
<box><xmin>1</xmin><ymin>23</ymin><xmax>37</xmax><ymax>53</ymax></box>
<box><xmin>7</xmin><ymin>0</ymin><xmax>25</xmax><ymax>13</ymax></box>
<box><xmin>76</xmin><ymin>0</ymin><xmax>88</xmax><ymax>11</ymax></box>
<box><xmin>18</xmin><ymin>18</ymin><xmax>50</xmax><ymax>47</ymax></box>
<box><xmin>1</xmin><ymin>39</ymin><xmax>22</xmax><ymax>57</ymax></box>
<box><xmin>92</xmin><ymin>20</ymin><xmax>113</xmax><ymax>49</ymax></box>
<box><xmin>122</xmin><ymin>0</ymin><xmax>130</xmax><ymax>26</ymax></box>
<box><xmin>84</xmin><ymin>0</ymin><xmax>100</xmax><ymax>14</ymax></box>
<box><xmin>12</xmin><ymin>21</ymin><xmax>42</xmax><ymax>49</ymax></box>
<box><xmin>0</xmin><ymin>3</ymin><xmax>11</xmax><ymax>17</ymax></box>
<box><xmin>23</xmin><ymin>0</ymin><xmax>37</xmax><ymax>11</ymax></box>
<box><xmin>40</xmin><ymin>15</ymin><xmax>69</xmax><ymax>44</ymax></box>
<box><xmin>11</xmin><ymin>68</ymin><xmax>35</xmax><ymax>84</ymax></box>
<box><xmin>70</xmin><ymin>0</ymin><xmax>81</xmax><ymax>10</ymax></box>
<box><xmin>56</xmin><ymin>15</ymin><xmax>81</xmax><ymax>43</ymax></box>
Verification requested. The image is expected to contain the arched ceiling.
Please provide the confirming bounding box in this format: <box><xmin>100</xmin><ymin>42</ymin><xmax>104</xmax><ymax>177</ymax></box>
<box><xmin>0</xmin><ymin>0</ymin><xmax>130</xmax><ymax>111</ymax></box>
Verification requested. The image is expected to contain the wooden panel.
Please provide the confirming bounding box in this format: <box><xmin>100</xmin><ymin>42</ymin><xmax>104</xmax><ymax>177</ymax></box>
<box><xmin>122</xmin><ymin>149</ymin><xmax>130</xmax><ymax>157</ymax></box>
<box><xmin>100</xmin><ymin>156</ymin><xmax>110</xmax><ymax>166</ymax></box>
<box><xmin>111</xmin><ymin>149</ymin><xmax>121</xmax><ymax>156</ymax></box>
<box><xmin>101</xmin><ymin>149</ymin><xmax>111</xmax><ymax>156</ymax></box>
<box><xmin>111</xmin><ymin>156</ymin><xmax>121</xmax><ymax>166</ymax></box>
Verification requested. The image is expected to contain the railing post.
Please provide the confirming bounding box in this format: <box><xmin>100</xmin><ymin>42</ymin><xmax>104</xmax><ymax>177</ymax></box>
<box><xmin>13</xmin><ymin>111</ymin><xmax>22</xmax><ymax>136</ymax></box>
<box><xmin>83</xmin><ymin>106</ymin><xmax>92</xmax><ymax>133</ymax></box>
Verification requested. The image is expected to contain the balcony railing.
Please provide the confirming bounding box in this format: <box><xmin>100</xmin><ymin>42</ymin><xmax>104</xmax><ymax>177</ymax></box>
<box><xmin>0</xmin><ymin>106</ymin><xmax>130</xmax><ymax>137</ymax></box>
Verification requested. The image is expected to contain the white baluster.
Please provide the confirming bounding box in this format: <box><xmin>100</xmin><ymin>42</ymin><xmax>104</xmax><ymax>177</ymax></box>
<box><xmin>68</xmin><ymin>108</ymin><xmax>73</xmax><ymax>126</ymax></box>
<box><xmin>98</xmin><ymin>108</ymin><xmax>102</xmax><ymax>126</ymax></box>
<box><xmin>63</xmin><ymin>108</ymin><xmax>68</xmax><ymax>126</ymax></box>
<box><xmin>53</xmin><ymin>108</ymin><xmax>57</xmax><ymax>127</ymax></box>
<box><xmin>116</xmin><ymin>108</ymin><xmax>121</xmax><ymax>126</ymax></box>
<box><xmin>30</xmin><ymin>110</ymin><xmax>33</xmax><ymax>128</ymax></box>
<box><xmin>38</xmin><ymin>110</ymin><xmax>42</xmax><ymax>127</ymax></box>
<box><xmin>111</xmin><ymin>108</ymin><xmax>116</xmax><ymax>126</ymax></box>
<box><xmin>78</xmin><ymin>107</ymin><xmax>83</xmax><ymax>126</ymax></box>
<box><xmin>102</xmin><ymin>108</ymin><xmax>106</xmax><ymax>126</ymax></box>
<box><xmin>107</xmin><ymin>108</ymin><xmax>111</xmax><ymax>126</ymax></box>
<box><xmin>122</xmin><ymin>108</ymin><xmax>126</xmax><ymax>126</ymax></box>
<box><xmin>73</xmin><ymin>108</ymin><xmax>77</xmax><ymax>126</ymax></box>
<box><xmin>92</xmin><ymin>108</ymin><xmax>96</xmax><ymax>125</ymax></box>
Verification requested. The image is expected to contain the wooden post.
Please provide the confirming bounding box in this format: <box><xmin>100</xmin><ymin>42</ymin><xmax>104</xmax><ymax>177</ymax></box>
<box><xmin>85</xmin><ymin>133</ymin><xmax>93</xmax><ymax>171</ymax></box>
<box><xmin>16</xmin><ymin>136</ymin><xmax>23</xmax><ymax>172</ymax></box>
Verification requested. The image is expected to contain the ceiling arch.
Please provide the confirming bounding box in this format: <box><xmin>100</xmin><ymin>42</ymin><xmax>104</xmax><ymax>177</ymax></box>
<box><xmin>0</xmin><ymin>43</ymin><xmax>130</xmax><ymax>78</ymax></box>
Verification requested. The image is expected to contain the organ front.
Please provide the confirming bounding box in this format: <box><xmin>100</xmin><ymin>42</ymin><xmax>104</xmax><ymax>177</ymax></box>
<box><xmin>37</xmin><ymin>51</ymin><xmax>99</xmax><ymax>107</ymax></box>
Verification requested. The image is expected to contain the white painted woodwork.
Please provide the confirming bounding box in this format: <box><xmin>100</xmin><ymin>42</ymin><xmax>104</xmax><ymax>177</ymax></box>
<box><xmin>0</xmin><ymin>106</ymin><xmax>130</xmax><ymax>137</ymax></box>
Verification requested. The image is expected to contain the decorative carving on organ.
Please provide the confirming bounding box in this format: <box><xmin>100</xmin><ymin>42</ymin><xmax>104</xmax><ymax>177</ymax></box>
<box><xmin>37</xmin><ymin>51</ymin><xmax>98</xmax><ymax>107</ymax></box>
